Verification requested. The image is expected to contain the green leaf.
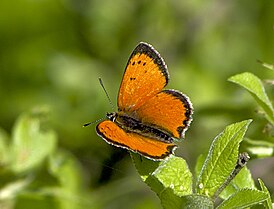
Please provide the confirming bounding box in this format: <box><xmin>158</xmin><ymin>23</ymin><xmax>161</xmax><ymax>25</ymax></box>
<box><xmin>160</xmin><ymin>191</ymin><xmax>214</xmax><ymax>209</ymax></box>
<box><xmin>132</xmin><ymin>154</ymin><xmax>192</xmax><ymax>196</ymax></box>
<box><xmin>258</xmin><ymin>178</ymin><xmax>273</xmax><ymax>209</ymax></box>
<box><xmin>159</xmin><ymin>188</ymin><xmax>185</xmax><ymax>209</ymax></box>
<box><xmin>132</xmin><ymin>154</ymin><xmax>192</xmax><ymax>209</ymax></box>
<box><xmin>196</xmin><ymin>120</ymin><xmax>252</xmax><ymax>197</ymax></box>
<box><xmin>11</xmin><ymin>110</ymin><xmax>57</xmax><ymax>173</ymax></box>
<box><xmin>0</xmin><ymin>177</ymin><xmax>32</xmax><ymax>209</ymax></box>
<box><xmin>131</xmin><ymin>153</ymin><xmax>161</xmax><ymax>182</ymax></box>
<box><xmin>220</xmin><ymin>166</ymin><xmax>255</xmax><ymax>199</ymax></box>
<box><xmin>0</xmin><ymin>178</ymin><xmax>31</xmax><ymax>200</ymax></box>
<box><xmin>243</xmin><ymin>138</ymin><xmax>274</xmax><ymax>158</ymax></box>
<box><xmin>257</xmin><ymin>60</ymin><xmax>274</xmax><ymax>71</ymax></box>
<box><xmin>195</xmin><ymin>154</ymin><xmax>206</xmax><ymax>180</ymax></box>
<box><xmin>229</xmin><ymin>72</ymin><xmax>274</xmax><ymax>124</ymax></box>
<box><xmin>180</xmin><ymin>194</ymin><xmax>214</xmax><ymax>209</ymax></box>
<box><xmin>153</xmin><ymin>155</ymin><xmax>192</xmax><ymax>196</ymax></box>
<box><xmin>216</xmin><ymin>189</ymin><xmax>268</xmax><ymax>209</ymax></box>
<box><xmin>15</xmin><ymin>189</ymin><xmax>59</xmax><ymax>209</ymax></box>
<box><xmin>49</xmin><ymin>150</ymin><xmax>86</xmax><ymax>209</ymax></box>
<box><xmin>49</xmin><ymin>150</ymin><xmax>83</xmax><ymax>192</ymax></box>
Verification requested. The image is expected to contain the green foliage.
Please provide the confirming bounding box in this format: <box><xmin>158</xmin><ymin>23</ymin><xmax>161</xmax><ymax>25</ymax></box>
<box><xmin>132</xmin><ymin>154</ymin><xmax>192</xmax><ymax>205</ymax></box>
<box><xmin>180</xmin><ymin>195</ymin><xmax>214</xmax><ymax>209</ymax></box>
<box><xmin>2</xmin><ymin>110</ymin><xmax>271</xmax><ymax>208</ymax></box>
<box><xmin>196</xmin><ymin>120</ymin><xmax>252</xmax><ymax>197</ymax></box>
<box><xmin>229</xmin><ymin>72</ymin><xmax>274</xmax><ymax>125</ymax></box>
<box><xmin>229</xmin><ymin>72</ymin><xmax>274</xmax><ymax>159</ymax></box>
<box><xmin>0</xmin><ymin>110</ymin><xmax>92</xmax><ymax>209</ymax></box>
<box><xmin>11</xmin><ymin>110</ymin><xmax>57</xmax><ymax>173</ymax></box>
<box><xmin>219</xmin><ymin>166</ymin><xmax>255</xmax><ymax>199</ymax></box>
<box><xmin>243</xmin><ymin>138</ymin><xmax>274</xmax><ymax>158</ymax></box>
<box><xmin>257</xmin><ymin>60</ymin><xmax>274</xmax><ymax>71</ymax></box>
<box><xmin>133</xmin><ymin>119</ymin><xmax>272</xmax><ymax>208</ymax></box>
<box><xmin>259</xmin><ymin>179</ymin><xmax>273</xmax><ymax>209</ymax></box>
<box><xmin>216</xmin><ymin>189</ymin><xmax>268</xmax><ymax>209</ymax></box>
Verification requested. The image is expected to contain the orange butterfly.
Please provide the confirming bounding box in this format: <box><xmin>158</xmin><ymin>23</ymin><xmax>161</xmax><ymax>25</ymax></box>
<box><xmin>96</xmin><ymin>42</ymin><xmax>193</xmax><ymax>160</ymax></box>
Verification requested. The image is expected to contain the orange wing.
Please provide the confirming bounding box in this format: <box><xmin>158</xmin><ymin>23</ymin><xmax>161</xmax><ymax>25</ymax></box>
<box><xmin>118</xmin><ymin>42</ymin><xmax>169</xmax><ymax>112</ymax></box>
<box><xmin>96</xmin><ymin>120</ymin><xmax>176</xmax><ymax>160</ymax></box>
<box><xmin>137</xmin><ymin>90</ymin><xmax>193</xmax><ymax>139</ymax></box>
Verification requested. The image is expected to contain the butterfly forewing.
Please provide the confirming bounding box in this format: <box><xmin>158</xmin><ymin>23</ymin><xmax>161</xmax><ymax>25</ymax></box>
<box><xmin>118</xmin><ymin>43</ymin><xmax>169</xmax><ymax>112</ymax></box>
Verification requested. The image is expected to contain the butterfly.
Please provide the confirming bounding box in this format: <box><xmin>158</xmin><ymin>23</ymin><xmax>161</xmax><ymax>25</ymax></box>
<box><xmin>96</xmin><ymin>42</ymin><xmax>193</xmax><ymax>160</ymax></box>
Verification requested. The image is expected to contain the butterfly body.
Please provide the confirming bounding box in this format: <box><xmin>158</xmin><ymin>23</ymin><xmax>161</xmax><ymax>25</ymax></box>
<box><xmin>103</xmin><ymin>112</ymin><xmax>174</xmax><ymax>143</ymax></box>
<box><xmin>96</xmin><ymin>42</ymin><xmax>193</xmax><ymax>160</ymax></box>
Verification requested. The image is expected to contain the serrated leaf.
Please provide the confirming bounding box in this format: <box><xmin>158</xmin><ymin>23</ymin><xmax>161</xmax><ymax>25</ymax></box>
<box><xmin>229</xmin><ymin>72</ymin><xmax>274</xmax><ymax>124</ymax></box>
<box><xmin>220</xmin><ymin>166</ymin><xmax>255</xmax><ymax>199</ymax></box>
<box><xmin>216</xmin><ymin>189</ymin><xmax>268</xmax><ymax>209</ymax></box>
<box><xmin>153</xmin><ymin>155</ymin><xmax>192</xmax><ymax>196</ymax></box>
<box><xmin>132</xmin><ymin>154</ymin><xmax>192</xmax><ymax>209</ymax></box>
<box><xmin>258</xmin><ymin>178</ymin><xmax>273</xmax><ymax>209</ymax></box>
<box><xmin>11</xmin><ymin>111</ymin><xmax>57</xmax><ymax>173</ymax></box>
<box><xmin>197</xmin><ymin>120</ymin><xmax>252</xmax><ymax>197</ymax></box>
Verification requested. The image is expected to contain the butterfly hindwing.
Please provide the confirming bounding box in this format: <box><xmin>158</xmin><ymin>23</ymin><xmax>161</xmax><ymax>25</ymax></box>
<box><xmin>96</xmin><ymin>120</ymin><xmax>176</xmax><ymax>160</ymax></box>
<box><xmin>136</xmin><ymin>89</ymin><xmax>193</xmax><ymax>139</ymax></box>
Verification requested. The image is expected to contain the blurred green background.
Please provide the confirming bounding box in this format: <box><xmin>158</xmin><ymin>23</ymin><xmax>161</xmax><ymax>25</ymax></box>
<box><xmin>0</xmin><ymin>0</ymin><xmax>273</xmax><ymax>208</ymax></box>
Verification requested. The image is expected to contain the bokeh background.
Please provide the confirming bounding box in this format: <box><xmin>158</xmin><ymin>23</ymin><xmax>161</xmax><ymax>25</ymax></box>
<box><xmin>0</xmin><ymin>0</ymin><xmax>273</xmax><ymax>208</ymax></box>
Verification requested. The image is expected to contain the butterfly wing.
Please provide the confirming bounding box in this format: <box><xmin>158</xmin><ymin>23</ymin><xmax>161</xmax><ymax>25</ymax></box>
<box><xmin>96</xmin><ymin>120</ymin><xmax>176</xmax><ymax>160</ymax></box>
<box><xmin>137</xmin><ymin>90</ymin><xmax>193</xmax><ymax>139</ymax></box>
<box><xmin>118</xmin><ymin>42</ymin><xmax>169</xmax><ymax>112</ymax></box>
<box><xmin>118</xmin><ymin>42</ymin><xmax>193</xmax><ymax>139</ymax></box>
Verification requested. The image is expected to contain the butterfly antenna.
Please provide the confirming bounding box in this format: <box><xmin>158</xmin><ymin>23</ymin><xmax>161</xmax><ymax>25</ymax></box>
<box><xmin>83</xmin><ymin>78</ymin><xmax>114</xmax><ymax>127</ymax></box>
<box><xmin>99</xmin><ymin>77</ymin><xmax>115</xmax><ymax>111</ymax></box>
<box><xmin>83</xmin><ymin>117</ymin><xmax>104</xmax><ymax>127</ymax></box>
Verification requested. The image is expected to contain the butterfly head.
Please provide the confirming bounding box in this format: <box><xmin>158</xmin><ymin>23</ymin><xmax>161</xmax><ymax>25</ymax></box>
<box><xmin>106</xmin><ymin>112</ymin><xmax>117</xmax><ymax>122</ymax></box>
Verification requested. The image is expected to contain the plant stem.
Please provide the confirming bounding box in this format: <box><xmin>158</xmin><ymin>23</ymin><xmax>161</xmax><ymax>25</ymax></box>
<box><xmin>213</xmin><ymin>152</ymin><xmax>250</xmax><ymax>201</ymax></box>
